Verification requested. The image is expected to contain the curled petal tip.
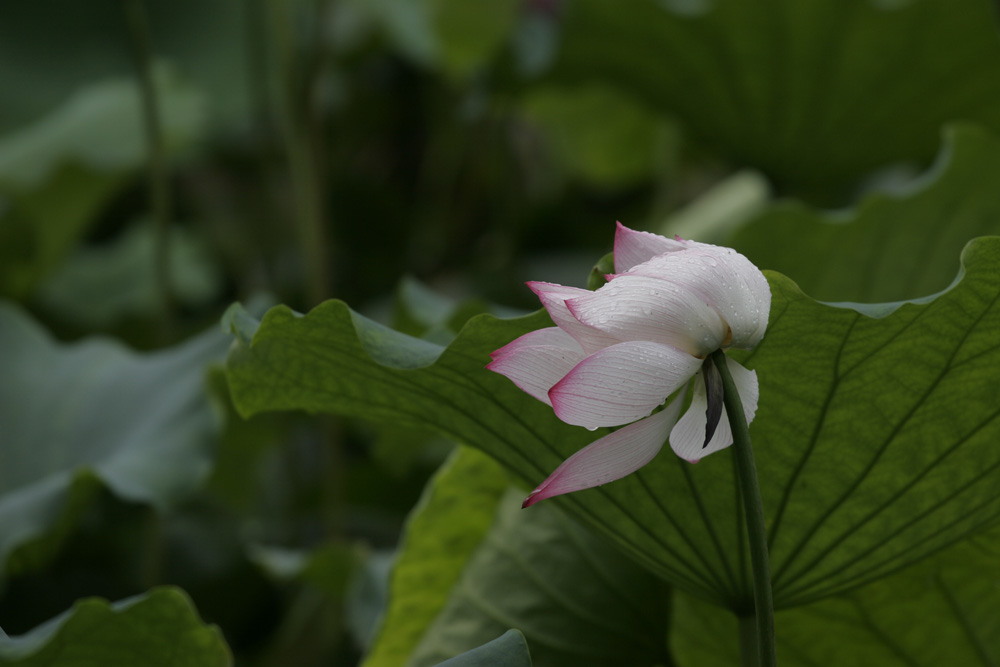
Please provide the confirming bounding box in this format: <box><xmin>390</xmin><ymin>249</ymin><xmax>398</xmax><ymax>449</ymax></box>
<box><xmin>521</xmin><ymin>491</ymin><xmax>542</xmax><ymax>508</ymax></box>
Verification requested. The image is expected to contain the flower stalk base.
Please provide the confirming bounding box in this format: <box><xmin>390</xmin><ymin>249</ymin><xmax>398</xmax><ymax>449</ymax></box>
<box><xmin>711</xmin><ymin>349</ymin><xmax>777</xmax><ymax>667</ymax></box>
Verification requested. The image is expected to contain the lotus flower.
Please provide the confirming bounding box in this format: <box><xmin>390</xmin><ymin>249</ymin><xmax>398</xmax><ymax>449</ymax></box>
<box><xmin>488</xmin><ymin>223</ymin><xmax>771</xmax><ymax>507</ymax></box>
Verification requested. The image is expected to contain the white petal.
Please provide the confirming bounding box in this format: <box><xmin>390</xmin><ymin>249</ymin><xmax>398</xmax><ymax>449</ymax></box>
<box><xmin>670</xmin><ymin>357</ymin><xmax>759</xmax><ymax>462</ymax></box>
<box><xmin>613</xmin><ymin>221</ymin><xmax>688</xmax><ymax>273</ymax></box>
<box><xmin>549</xmin><ymin>341</ymin><xmax>702</xmax><ymax>429</ymax></box>
<box><xmin>523</xmin><ymin>396</ymin><xmax>686</xmax><ymax>507</ymax></box>
<box><xmin>487</xmin><ymin>327</ymin><xmax>585</xmax><ymax>406</ymax></box>
<box><xmin>565</xmin><ymin>274</ymin><xmax>727</xmax><ymax>357</ymax></box>
<box><xmin>623</xmin><ymin>246</ymin><xmax>771</xmax><ymax>349</ymax></box>
<box><xmin>527</xmin><ymin>281</ymin><xmax>620</xmax><ymax>354</ymax></box>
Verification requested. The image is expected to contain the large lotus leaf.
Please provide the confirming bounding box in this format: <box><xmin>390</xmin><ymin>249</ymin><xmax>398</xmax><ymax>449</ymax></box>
<box><xmin>672</xmin><ymin>526</ymin><xmax>1000</xmax><ymax>666</ymax></box>
<box><xmin>224</xmin><ymin>236</ymin><xmax>1000</xmax><ymax>610</ymax></box>
<box><xmin>0</xmin><ymin>304</ymin><xmax>228</xmax><ymax>575</ymax></box>
<box><xmin>0</xmin><ymin>587</ymin><xmax>230</xmax><ymax>666</ymax></box>
<box><xmin>548</xmin><ymin>0</ymin><xmax>1000</xmax><ymax>197</ymax></box>
<box><xmin>363</xmin><ymin>446</ymin><xmax>669</xmax><ymax>667</ymax></box>
<box><xmin>728</xmin><ymin>124</ymin><xmax>1000</xmax><ymax>304</ymax></box>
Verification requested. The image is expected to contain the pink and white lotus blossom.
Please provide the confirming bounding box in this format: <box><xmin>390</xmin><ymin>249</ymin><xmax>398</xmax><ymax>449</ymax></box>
<box><xmin>488</xmin><ymin>222</ymin><xmax>770</xmax><ymax>508</ymax></box>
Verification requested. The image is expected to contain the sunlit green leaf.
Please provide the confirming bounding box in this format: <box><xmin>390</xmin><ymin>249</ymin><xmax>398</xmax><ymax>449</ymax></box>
<box><xmin>549</xmin><ymin>0</ymin><xmax>1000</xmax><ymax>197</ymax></box>
<box><xmin>363</xmin><ymin>447</ymin><xmax>511</xmax><ymax>667</ymax></box>
<box><xmin>731</xmin><ymin>124</ymin><xmax>1000</xmax><ymax>303</ymax></box>
<box><xmin>409</xmin><ymin>487</ymin><xmax>669</xmax><ymax>667</ymax></box>
<box><xmin>0</xmin><ymin>304</ymin><xmax>228</xmax><ymax>575</ymax></box>
<box><xmin>363</xmin><ymin>447</ymin><xmax>668</xmax><ymax>667</ymax></box>
<box><xmin>0</xmin><ymin>587</ymin><xmax>231</xmax><ymax>666</ymax></box>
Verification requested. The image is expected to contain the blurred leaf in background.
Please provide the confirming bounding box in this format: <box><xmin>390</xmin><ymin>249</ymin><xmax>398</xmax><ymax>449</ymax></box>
<box><xmin>0</xmin><ymin>68</ymin><xmax>205</xmax><ymax>301</ymax></box>
<box><xmin>729</xmin><ymin>123</ymin><xmax>1000</xmax><ymax>303</ymax></box>
<box><xmin>0</xmin><ymin>304</ymin><xmax>227</xmax><ymax>578</ymax></box>
<box><xmin>548</xmin><ymin>0</ymin><xmax>1000</xmax><ymax>200</ymax></box>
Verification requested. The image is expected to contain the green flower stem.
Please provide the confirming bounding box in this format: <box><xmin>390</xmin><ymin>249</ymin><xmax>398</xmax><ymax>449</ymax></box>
<box><xmin>711</xmin><ymin>349</ymin><xmax>777</xmax><ymax>667</ymax></box>
<box><xmin>122</xmin><ymin>0</ymin><xmax>173</xmax><ymax>337</ymax></box>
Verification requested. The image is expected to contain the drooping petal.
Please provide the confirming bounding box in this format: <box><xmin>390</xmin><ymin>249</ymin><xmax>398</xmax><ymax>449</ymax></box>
<box><xmin>489</xmin><ymin>326</ymin><xmax>580</xmax><ymax>361</ymax></box>
<box><xmin>487</xmin><ymin>327</ymin><xmax>586</xmax><ymax>406</ymax></box>
<box><xmin>564</xmin><ymin>273</ymin><xmax>726</xmax><ymax>356</ymax></box>
<box><xmin>523</xmin><ymin>395</ymin><xmax>687</xmax><ymax>508</ymax></box>
<box><xmin>613</xmin><ymin>221</ymin><xmax>688</xmax><ymax>273</ymax></box>
<box><xmin>548</xmin><ymin>341</ymin><xmax>702</xmax><ymax>429</ymax></box>
<box><xmin>527</xmin><ymin>281</ymin><xmax>620</xmax><ymax>354</ymax></box>
<box><xmin>669</xmin><ymin>357</ymin><xmax>759</xmax><ymax>462</ymax></box>
<box><xmin>622</xmin><ymin>246</ymin><xmax>771</xmax><ymax>349</ymax></box>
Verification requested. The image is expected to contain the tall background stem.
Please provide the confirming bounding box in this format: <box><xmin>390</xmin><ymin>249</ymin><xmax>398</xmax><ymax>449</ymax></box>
<box><xmin>123</xmin><ymin>0</ymin><xmax>173</xmax><ymax>338</ymax></box>
<box><xmin>266</xmin><ymin>0</ymin><xmax>332</xmax><ymax>307</ymax></box>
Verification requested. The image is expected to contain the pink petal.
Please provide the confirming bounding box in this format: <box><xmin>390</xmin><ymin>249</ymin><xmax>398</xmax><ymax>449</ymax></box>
<box><xmin>487</xmin><ymin>327</ymin><xmax>586</xmax><ymax>406</ymax></box>
<box><xmin>614</xmin><ymin>222</ymin><xmax>688</xmax><ymax>273</ymax></box>
<box><xmin>669</xmin><ymin>357</ymin><xmax>759</xmax><ymax>462</ymax></box>
<box><xmin>565</xmin><ymin>274</ymin><xmax>727</xmax><ymax>357</ymax></box>
<box><xmin>527</xmin><ymin>281</ymin><xmax>620</xmax><ymax>354</ymax></box>
<box><xmin>623</xmin><ymin>246</ymin><xmax>771</xmax><ymax>349</ymax></box>
<box><xmin>548</xmin><ymin>341</ymin><xmax>702</xmax><ymax>429</ymax></box>
<box><xmin>523</xmin><ymin>395</ymin><xmax>687</xmax><ymax>508</ymax></box>
<box><xmin>489</xmin><ymin>326</ymin><xmax>580</xmax><ymax>361</ymax></box>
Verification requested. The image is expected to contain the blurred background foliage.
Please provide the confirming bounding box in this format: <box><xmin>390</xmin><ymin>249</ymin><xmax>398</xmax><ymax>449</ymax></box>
<box><xmin>2</xmin><ymin>0</ymin><xmax>1000</xmax><ymax>665</ymax></box>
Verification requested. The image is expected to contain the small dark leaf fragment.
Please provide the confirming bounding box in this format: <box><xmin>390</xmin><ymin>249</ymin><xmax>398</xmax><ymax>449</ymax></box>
<box><xmin>702</xmin><ymin>356</ymin><xmax>724</xmax><ymax>448</ymax></box>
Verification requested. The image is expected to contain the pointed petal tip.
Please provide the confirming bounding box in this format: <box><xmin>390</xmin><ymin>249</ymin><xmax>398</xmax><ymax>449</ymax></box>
<box><xmin>521</xmin><ymin>492</ymin><xmax>540</xmax><ymax>509</ymax></box>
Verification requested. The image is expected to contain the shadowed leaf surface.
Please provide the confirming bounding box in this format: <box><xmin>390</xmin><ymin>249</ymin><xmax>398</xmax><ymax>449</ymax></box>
<box><xmin>673</xmin><ymin>525</ymin><xmax>1000</xmax><ymax>666</ymax></box>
